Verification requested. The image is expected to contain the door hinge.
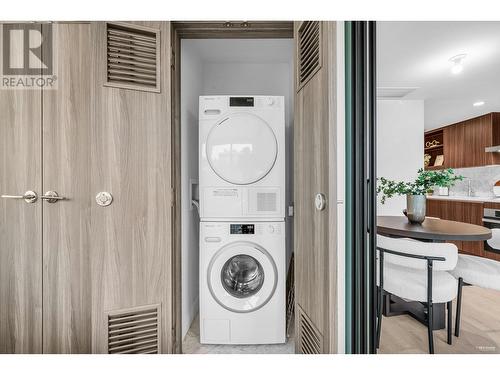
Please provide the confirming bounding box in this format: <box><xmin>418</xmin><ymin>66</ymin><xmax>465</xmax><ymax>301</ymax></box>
<box><xmin>171</xmin><ymin>187</ymin><xmax>176</xmax><ymax>207</ymax></box>
<box><xmin>170</xmin><ymin>47</ymin><xmax>175</xmax><ymax>69</ymax></box>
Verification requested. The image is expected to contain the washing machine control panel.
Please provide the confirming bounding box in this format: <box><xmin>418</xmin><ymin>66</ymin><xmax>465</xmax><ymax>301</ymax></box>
<box><xmin>264</xmin><ymin>224</ymin><xmax>281</xmax><ymax>234</ymax></box>
<box><xmin>230</xmin><ymin>224</ymin><xmax>255</xmax><ymax>234</ymax></box>
<box><xmin>229</xmin><ymin>97</ymin><xmax>254</xmax><ymax>107</ymax></box>
<box><xmin>226</xmin><ymin>223</ymin><xmax>281</xmax><ymax>235</ymax></box>
<box><xmin>202</xmin><ymin>222</ymin><xmax>283</xmax><ymax>244</ymax></box>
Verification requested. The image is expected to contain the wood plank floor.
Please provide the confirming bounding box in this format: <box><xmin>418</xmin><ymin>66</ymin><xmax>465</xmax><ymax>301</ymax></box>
<box><xmin>379</xmin><ymin>286</ymin><xmax>500</xmax><ymax>354</ymax></box>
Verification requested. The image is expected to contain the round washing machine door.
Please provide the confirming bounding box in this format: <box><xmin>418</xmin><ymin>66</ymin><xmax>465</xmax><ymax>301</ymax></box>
<box><xmin>207</xmin><ymin>241</ymin><xmax>278</xmax><ymax>313</ymax></box>
<box><xmin>206</xmin><ymin>113</ymin><xmax>278</xmax><ymax>185</ymax></box>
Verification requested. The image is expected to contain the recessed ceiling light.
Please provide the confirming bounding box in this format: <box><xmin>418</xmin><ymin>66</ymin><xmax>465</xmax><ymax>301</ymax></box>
<box><xmin>473</xmin><ymin>101</ymin><xmax>485</xmax><ymax>107</ymax></box>
<box><xmin>449</xmin><ymin>54</ymin><xmax>467</xmax><ymax>74</ymax></box>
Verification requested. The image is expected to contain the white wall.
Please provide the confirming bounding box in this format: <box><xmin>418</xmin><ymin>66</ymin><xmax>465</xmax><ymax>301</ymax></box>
<box><xmin>180</xmin><ymin>41</ymin><xmax>203</xmax><ymax>339</ymax></box>
<box><xmin>377</xmin><ymin>100</ymin><xmax>424</xmax><ymax>215</ymax></box>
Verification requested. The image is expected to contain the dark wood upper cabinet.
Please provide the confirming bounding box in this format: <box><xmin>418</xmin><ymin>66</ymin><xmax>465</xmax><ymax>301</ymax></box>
<box><xmin>425</xmin><ymin>112</ymin><xmax>500</xmax><ymax>170</ymax></box>
<box><xmin>443</xmin><ymin>121</ymin><xmax>465</xmax><ymax>168</ymax></box>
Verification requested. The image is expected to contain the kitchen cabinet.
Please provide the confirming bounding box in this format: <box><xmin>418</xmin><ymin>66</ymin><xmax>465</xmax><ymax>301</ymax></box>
<box><xmin>425</xmin><ymin>112</ymin><xmax>500</xmax><ymax>170</ymax></box>
<box><xmin>443</xmin><ymin>121</ymin><xmax>466</xmax><ymax>168</ymax></box>
<box><xmin>424</xmin><ymin>129</ymin><xmax>445</xmax><ymax>169</ymax></box>
<box><xmin>427</xmin><ymin>199</ymin><xmax>484</xmax><ymax>256</ymax></box>
<box><xmin>427</xmin><ymin>198</ymin><xmax>500</xmax><ymax>261</ymax></box>
<box><xmin>461</xmin><ymin>201</ymin><xmax>485</xmax><ymax>255</ymax></box>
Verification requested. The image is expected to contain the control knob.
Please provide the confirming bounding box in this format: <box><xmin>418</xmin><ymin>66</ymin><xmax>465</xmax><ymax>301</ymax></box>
<box><xmin>265</xmin><ymin>97</ymin><xmax>275</xmax><ymax>106</ymax></box>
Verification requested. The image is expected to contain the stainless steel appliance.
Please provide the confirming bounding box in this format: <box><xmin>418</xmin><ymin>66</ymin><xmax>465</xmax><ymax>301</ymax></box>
<box><xmin>482</xmin><ymin>208</ymin><xmax>500</xmax><ymax>254</ymax></box>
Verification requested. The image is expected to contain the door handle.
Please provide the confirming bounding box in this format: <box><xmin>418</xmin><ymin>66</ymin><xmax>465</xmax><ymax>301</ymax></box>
<box><xmin>315</xmin><ymin>193</ymin><xmax>327</xmax><ymax>211</ymax></box>
<box><xmin>40</xmin><ymin>191</ymin><xmax>66</xmax><ymax>203</ymax></box>
<box><xmin>1</xmin><ymin>190</ymin><xmax>38</xmax><ymax>203</ymax></box>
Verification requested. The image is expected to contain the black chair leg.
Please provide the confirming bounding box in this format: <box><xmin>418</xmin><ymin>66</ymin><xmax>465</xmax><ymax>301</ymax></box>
<box><xmin>376</xmin><ymin>288</ymin><xmax>383</xmax><ymax>349</ymax></box>
<box><xmin>427</xmin><ymin>303</ymin><xmax>434</xmax><ymax>354</ymax></box>
<box><xmin>447</xmin><ymin>301</ymin><xmax>452</xmax><ymax>345</ymax></box>
<box><xmin>455</xmin><ymin>277</ymin><xmax>463</xmax><ymax>337</ymax></box>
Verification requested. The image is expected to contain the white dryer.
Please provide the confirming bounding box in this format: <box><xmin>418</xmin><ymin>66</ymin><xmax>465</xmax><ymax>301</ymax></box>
<box><xmin>199</xmin><ymin>221</ymin><xmax>286</xmax><ymax>344</ymax></box>
<box><xmin>199</xmin><ymin>96</ymin><xmax>285</xmax><ymax>220</ymax></box>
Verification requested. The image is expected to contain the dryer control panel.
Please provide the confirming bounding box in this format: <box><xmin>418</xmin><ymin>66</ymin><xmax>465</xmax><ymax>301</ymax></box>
<box><xmin>229</xmin><ymin>97</ymin><xmax>254</xmax><ymax>107</ymax></box>
<box><xmin>199</xmin><ymin>96</ymin><xmax>283</xmax><ymax>119</ymax></box>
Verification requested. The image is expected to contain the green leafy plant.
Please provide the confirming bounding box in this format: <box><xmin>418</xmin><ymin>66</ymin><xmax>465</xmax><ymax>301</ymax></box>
<box><xmin>377</xmin><ymin>168</ymin><xmax>463</xmax><ymax>204</ymax></box>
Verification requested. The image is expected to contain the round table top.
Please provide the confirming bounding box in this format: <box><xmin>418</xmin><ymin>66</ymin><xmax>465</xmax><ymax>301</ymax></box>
<box><xmin>377</xmin><ymin>216</ymin><xmax>492</xmax><ymax>241</ymax></box>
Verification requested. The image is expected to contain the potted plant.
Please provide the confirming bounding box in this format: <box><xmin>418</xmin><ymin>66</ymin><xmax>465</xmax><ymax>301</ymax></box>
<box><xmin>377</xmin><ymin>168</ymin><xmax>463</xmax><ymax>224</ymax></box>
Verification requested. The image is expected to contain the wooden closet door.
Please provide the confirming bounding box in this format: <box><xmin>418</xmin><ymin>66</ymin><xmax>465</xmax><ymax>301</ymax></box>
<box><xmin>42</xmin><ymin>22</ymin><xmax>174</xmax><ymax>353</ymax></box>
<box><xmin>0</xmin><ymin>24</ymin><xmax>43</xmax><ymax>353</ymax></box>
<box><xmin>90</xmin><ymin>22</ymin><xmax>174</xmax><ymax>354</ymax></box>
<box><xmin>42</xmin><ymin>23</ymin><xmax>92</xmax><ymax>353</ymax></box>
<box><xmin>294</xmin><ymin>21</ymin><xmax>338</xmax><ymax>354</ymax></box>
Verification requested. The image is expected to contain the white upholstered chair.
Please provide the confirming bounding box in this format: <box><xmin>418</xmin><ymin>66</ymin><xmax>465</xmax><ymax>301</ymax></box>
<box><xmin>449</xmin><ymin>254</ymin><xmax>500</xmax><ymax>337</ymax></box>
<box><xmin>377</xmin><ymin>235</ymin><xmax>459</xmax><ymax>354</ymax></box>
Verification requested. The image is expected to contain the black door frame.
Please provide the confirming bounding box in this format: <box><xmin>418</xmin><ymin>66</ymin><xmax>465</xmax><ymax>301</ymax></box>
<box><xmin>345</xmin><ymin>20</ymin><xmax>377</xmax><ymax>354</ymax></box>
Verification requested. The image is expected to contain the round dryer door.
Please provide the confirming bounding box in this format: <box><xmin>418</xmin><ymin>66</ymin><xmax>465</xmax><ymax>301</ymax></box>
<box><xmin>206</xmin><ymin>113</ymin><xmax>278</xmax><ymax>185</ymax></box>
<box><xmin>207</xmin><ymin>241</ymin><xmax>278</xmax><ymax>313</ymax></box>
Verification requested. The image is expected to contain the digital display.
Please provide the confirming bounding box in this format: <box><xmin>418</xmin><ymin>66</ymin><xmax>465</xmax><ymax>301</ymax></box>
<box><xmin>230</xmin><ymin>97</ymin><xmax>254</xmax><ymax>107</ymax></box>
<box><xmin>230</xmin><ymin>224</ymin><xmax>255</xmax><ymax>234</ymax></box>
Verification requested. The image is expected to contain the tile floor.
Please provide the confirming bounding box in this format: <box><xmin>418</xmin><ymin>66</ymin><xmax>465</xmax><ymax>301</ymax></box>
<box><xmin>182</xmin><ymin>315</ymin><xmax>295</xmax><ymax>354</ymax></box>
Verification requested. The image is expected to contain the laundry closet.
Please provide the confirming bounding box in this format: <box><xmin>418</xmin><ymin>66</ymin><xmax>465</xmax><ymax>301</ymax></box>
<box><xmin>179</xmin><ymin>39</ymin><xmax>295</xmax><ymax>352</ymax></box>
<box><xmin>171</xmin><ymin>21</ymin><xmax>341</xmax><ymax>354</ymax></box>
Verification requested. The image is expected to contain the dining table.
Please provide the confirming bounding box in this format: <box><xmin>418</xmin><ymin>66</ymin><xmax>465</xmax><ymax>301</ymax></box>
<box><xmin>377</xmin><ymin>215</ymin><xmax>492</xmax><ymax>330</ymax></box>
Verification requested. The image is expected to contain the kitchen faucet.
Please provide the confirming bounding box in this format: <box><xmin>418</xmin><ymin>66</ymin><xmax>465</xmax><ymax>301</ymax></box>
<box><xmin>466</xmin><ymin>178</ymin><xmax>473</xmax><ymax>197</ymax></box>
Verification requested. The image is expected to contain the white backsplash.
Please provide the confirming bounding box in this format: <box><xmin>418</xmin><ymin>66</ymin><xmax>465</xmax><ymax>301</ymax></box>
<box><xmin>446</xmin><ymin>165</ymin><xmax>500</xmax><ymax>198</ymax></box>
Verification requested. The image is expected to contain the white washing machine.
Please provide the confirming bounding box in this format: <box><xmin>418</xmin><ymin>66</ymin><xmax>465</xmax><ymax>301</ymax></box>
<box><xmin>199</xmin><ymin>95</ymin><xmax>285</xmax><ymax>221</ymax></box>
<box><xmin>199</xmin><ymin>221</ymin><xmax>286</xmax><ymax>344</ymax></box>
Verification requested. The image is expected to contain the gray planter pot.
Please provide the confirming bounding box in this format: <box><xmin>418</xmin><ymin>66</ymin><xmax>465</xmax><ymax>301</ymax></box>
<box><xmin>403</xmin><ymin>194</ymin><xmax>426</xmax><ymax>224</ymax></box>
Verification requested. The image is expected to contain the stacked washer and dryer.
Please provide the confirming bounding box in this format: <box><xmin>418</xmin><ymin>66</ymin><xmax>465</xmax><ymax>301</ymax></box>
<box><xmin>199</xmin><ymin>95</ymin><xmax>286</xmax><ymax>345</ymax></box>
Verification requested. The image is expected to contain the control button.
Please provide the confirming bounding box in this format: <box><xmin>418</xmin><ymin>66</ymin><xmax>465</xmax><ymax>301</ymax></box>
<box><xmin>266</xmin><ymin>97</ymin><xmax>275</xmax><ymax>106</ymax></box>
<box><xmin>267</xmin><ymin>225</ymin><xmax>275</xmax><ymax>234</ymax></box>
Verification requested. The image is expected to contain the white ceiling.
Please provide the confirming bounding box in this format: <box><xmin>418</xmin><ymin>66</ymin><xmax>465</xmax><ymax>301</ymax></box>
<box><xmin>377</xmin><ymin>21</ymin><xmax>500</xmax><ymax>130</ymax></box>
<box><xmin>182</xmin><ymin>39</ymin><xmax>294</xmax><ymax>63</ymax></box>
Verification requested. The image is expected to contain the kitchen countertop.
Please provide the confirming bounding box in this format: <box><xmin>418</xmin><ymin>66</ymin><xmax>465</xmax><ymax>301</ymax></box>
<box><xmin>427</xmin><ymin>195</ymin><xmax>500</xmax><ymax>203</ymax></box>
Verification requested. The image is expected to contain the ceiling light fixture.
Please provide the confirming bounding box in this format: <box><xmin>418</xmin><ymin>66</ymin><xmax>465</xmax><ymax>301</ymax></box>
<box><xmin>449</xmin><ymin>54</ymin><xmax>467</xmax><ymax>74</ymax></box>
<box><xmin>473</xmin><ymin>101</ymin><xmax>485</xmax><ymax>107</ymax></box>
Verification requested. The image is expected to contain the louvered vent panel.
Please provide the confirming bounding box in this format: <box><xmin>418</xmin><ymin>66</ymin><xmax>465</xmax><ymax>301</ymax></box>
<box><xmin>257</xmin><ymin>192</ymin><xmax>277</xmax><ymax>212</ymax></box>
<box><xmin>297</xmin><ymin>306</ymin><xmax>322</xmax><ymax>354</ymax></box>
<box><xmin>298</xmin><ymin>21</ymin><xmax>321</xmax><ymax>88</ymax></box>
<box><xmin>107</xmin><ymin>304</ymin><xmax>161</xmax><ymax>354</ymax></box>
<box><xmin>106</xmin><ymin>22</ymin><xmax>160</xmax><ymax>92</ymax></box>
